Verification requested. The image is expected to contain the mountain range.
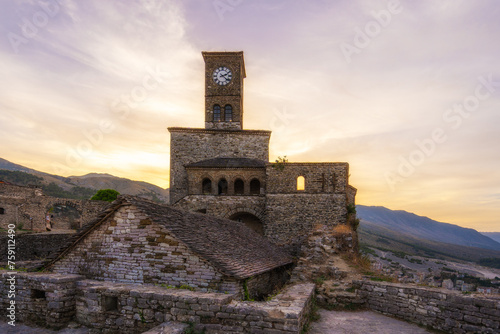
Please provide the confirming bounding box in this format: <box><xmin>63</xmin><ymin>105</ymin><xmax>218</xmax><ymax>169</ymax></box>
<box><xmin>0</xmin><ymin>157</ymin><xmax>169</xmax><ymax>202</ymax></box>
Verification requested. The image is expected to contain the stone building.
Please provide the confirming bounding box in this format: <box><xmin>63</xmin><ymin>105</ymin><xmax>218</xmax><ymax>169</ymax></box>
<box><xmin>169</xmin><ymin>51</ymin><xmax>357</xmax><ymax>251</ymax></box>
<box><xmin>0</xmin><ymin>182</ymin><xmax>106</xmax><ymax>231</ymax></box>
<box><xmin>44</xmin><ymin>195</ymin><xmax>293</xmax><ymax>299</ymax></box>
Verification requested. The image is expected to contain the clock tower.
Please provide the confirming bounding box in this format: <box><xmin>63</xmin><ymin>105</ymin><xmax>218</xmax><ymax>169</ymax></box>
<box><xmin>202</xmin><ymin>51</ymin><xmax>245</xmax><ymax>130</ymax></box>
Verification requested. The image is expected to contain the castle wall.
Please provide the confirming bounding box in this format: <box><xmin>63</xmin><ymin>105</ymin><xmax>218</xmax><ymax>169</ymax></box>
<box><xmin>168</xmin><ymin>128</ymin><xmax>270</xmax><ymax>204</ymax></box>
<box><xmin>266</xmin><ymin>162</ymin><xmax>350</xmax><ymax>194</ymax></box>
<box><xmin>265</xmin><ymin>194</ymin><xmax>347</xmax><ymax>249</ymax></box>
<box><xmin>50</xmin><ymin>205</ymin><xmax>239</xmax><ymax>293</ymax></box>
<box><xmin>355</xmin><ymin>280</ymin><xmax>500</xmax><ymax>334</ymax></box>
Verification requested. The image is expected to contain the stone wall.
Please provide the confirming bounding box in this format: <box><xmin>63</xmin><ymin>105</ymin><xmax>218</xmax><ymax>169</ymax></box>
<box><xmin>0</xmin><ymin>270</ymin><xmax>315</xmax><ymax>333</ymax></box>
<box><xmin>355</xmin><ymin>280</ymin><xmax>500</xmax><ymax>334</ymax></box>
<box><xmin>0</xmin><ymin>233</ymin><xmax>74</xmax><ymax>262</ymax></box>
<box><xmin>75</xmin><ymin>279</ymin><xmax>314</xmax><ymax>334</ymax></box>
<box><xmin>265</xmin><ymin>193</ymin><xmax>347</xmax><ymax>249</ymax></box>
<box><xmin>50</xmin><ymin>205</ymin><xmax>240</xmax><ymax>294</ymax></box>
<box><xmin>168</xmin><ymin>128</ymin><xmax>270</xmax><ymax>204</ymax></box>
<box><xmin>174</xmin><ymin>195</ymin><xmax>266</xmax><ymax>221</ymax></box>
<box><xmin>0</xmin><ymin>271</ymin><xmax>82</xmax><ymax>329</ymax></box>
<box><xmin>266</xmin><ymin>163</ymin><xmax>349</xmax><ymax>194</ymax></box>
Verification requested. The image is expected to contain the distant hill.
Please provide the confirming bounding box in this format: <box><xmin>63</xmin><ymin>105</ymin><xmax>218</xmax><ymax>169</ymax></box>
<box><xmin>358</xmin><ymin>219</ymin><xmax>500</xmax><ymax>265</ymax></box>
<box><xmin>0</xmin><ymin>157</ymin><xmax>169</xmax><ymax>203</ymax></box>
<box><xmin>357</xmin><ymin>205</ymin><xmax>500</xmax><ymax>251</ymax></box>
<box><xmin>481</xmin><ymin>232</ymin><xmax>500</xmax><ymax>244</ymax></box>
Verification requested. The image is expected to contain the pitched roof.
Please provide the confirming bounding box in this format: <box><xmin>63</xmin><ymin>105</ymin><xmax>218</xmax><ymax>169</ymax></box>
<box><xmin>43</xmin><ymin>195</ymin><xmax>292</xmax><ymax>279</ymax></box>
<box><xmin>185</xmin><ymin>157</ymin><xmax>266</xmax><ymax>169</ymax></box>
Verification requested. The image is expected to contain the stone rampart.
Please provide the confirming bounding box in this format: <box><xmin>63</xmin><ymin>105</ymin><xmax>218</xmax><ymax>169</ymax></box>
<box><xmin>354</xmin><ymin>280</ymin><xmax>500</xmax><ymax>334</ymax></box>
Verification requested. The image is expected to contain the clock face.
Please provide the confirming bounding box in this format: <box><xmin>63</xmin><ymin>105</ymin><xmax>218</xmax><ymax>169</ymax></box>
<box><xmin>212</xmin><ymin>66</ymin><xmax>233</xmax><ymax>86</ymax></box>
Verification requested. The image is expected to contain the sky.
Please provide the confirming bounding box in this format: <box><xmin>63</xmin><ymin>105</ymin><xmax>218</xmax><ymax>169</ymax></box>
<box><xmin>1</xmin><ymin>0</ymin><xmax>499</xmax><ymax>232</ymax></box>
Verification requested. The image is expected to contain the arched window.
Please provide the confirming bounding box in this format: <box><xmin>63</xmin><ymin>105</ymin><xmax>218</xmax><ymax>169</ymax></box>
<box><xmin>250</xmin><ymin>179</ymin><xmax>260</xmax><ymax>195</ymax></box>
<box><xmin>202</xmin><ymin>178</ymin><xmax>212</xmax><ymax>195</ymax></box>
<box><xmin>297</xmin><ymin>176</ymin><xmax>305</xmax><ymax>191</ymax></box>
<box><xmin>218</xmin><ymin>178</ymin><xmax>228</xmax><ymax>195</ymax></box>
<box><xmin>213</xmin><ymin>104</ymin><xmax>221</xmax><ymax>122</ymax></box>
<box><xmin>234</xmin><ymin>178</ymin><xmax>244</xmax><ymax>195</ymax></box>
<box><xmin>224</xmin><ymin>105</ymin><xmax>232</xmax><ymax>121</ymax></box>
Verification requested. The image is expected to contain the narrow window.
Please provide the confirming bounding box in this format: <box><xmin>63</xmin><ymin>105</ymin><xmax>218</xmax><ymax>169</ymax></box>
<box><xmin>213</xmin><ymin>105</ymin><xmax>221</xmax><ymax>122</ymax></box>
<box><xmin>250</xmin><ymin>179</ymin><xmax>260</xmax><ymax>195</ymax></box>
<box><xmin>218</xmin><ymin>178</ymin><xmax>228</xmax><ymax>195</ymax></box>
<box><xmin>234</xmin><ymin>179</ymin><xmax>244</xmax><ymax>195</ymax></box>
<box><xmin>103</xmin><ymin>296</ymin><xmax>118</xmax><ymax>312</ymax></box>
<box><xmin>224</xmin><ymin>105</ymin><xmax>232</xmax><ymax>121</ymax></box>
<box><xmin>202</xmin><ymin>178</ymin><xmax>212</xmax><ymax>195</ymax></box>
<box><xmin>0</xmin><ymin>208</ymin><xmax>4</xmax><ymax>214</ymax></box>
<box><xmin>196</xmin><ymin>209</ymin><xmax>207</xmax><ymax>214</ymax></box>
<box><xmin>297</xmin><ymin>176</ymin><xmax>305</xmax><ymax>191</ymax></box>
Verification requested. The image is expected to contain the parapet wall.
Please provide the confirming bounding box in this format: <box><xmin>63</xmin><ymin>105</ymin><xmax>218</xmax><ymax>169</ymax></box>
<box><xmin>354</xmin><ymin>280</ymin><xmax>500</xmax><ymax>334</ymax></box>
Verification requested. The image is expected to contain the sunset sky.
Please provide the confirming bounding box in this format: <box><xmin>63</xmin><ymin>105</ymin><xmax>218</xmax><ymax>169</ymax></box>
<box><xmin>1</xmin><ymin>0</ymin><xmax>499</xmax><ymax>231</ymax></box>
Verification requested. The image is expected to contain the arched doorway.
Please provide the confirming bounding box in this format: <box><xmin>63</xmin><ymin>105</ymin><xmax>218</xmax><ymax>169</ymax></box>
<box><xmin>229</xmin><ymin>212</ymin><xmax>264</xmax><ymax>235</ymax></box>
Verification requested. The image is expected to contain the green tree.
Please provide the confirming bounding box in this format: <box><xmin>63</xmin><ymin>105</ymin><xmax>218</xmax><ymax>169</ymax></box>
<box><xmin>91</xmin><ymin>189</ymin><xmax>120</xmax><ymax>202</ymax></box>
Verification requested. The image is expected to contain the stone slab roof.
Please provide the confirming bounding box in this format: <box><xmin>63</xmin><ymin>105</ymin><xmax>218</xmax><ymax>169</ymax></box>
<box><xmin>185</xmin><ymin>157</ymin><xmax>266</xmax><ymax>169</ymax></box>
<box><xmin>42</xmin><ymin>195</ymin><xmax>292</xmax><ymax>279</ymax></box>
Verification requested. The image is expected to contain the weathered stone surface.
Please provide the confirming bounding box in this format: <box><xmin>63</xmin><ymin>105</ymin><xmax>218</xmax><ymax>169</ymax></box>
<box><xmin>355</xmin><ymin>280</ymin><xmax>500</xmax><ymax>334</ymax></box>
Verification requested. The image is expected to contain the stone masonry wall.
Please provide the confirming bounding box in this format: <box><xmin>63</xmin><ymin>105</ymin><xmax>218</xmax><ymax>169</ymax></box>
<box><xmin>175</xmin><ymin>195</ymin><xmax>266</xmax><ymax>221</ymax></box>
<box><xmin>355</xmin><ymin>280</ymin><xmax>500</xmax><ymax>334</ymax></box>
<box><xmin>0</xmin><ymin>271</ymin><xmax>82</xmax><ymax>329</ymax></box>
<box><xmin>265</xmin><ymin>193</ymin><xmax>347</xmax><ymax>249</ymax></box>
<box><xmin>266</xmin><ymin>163</ymin><xmax>349</xmax><ymax>194</ymax></box>
<box><xmin>0</xmin><ymin>233</ymin><xmax>74</xmax><ymax>262</ymax></box>
<box><xmin>76</xmin><ymin>279</ymin><xmax>315</xmax><ymax>334</ymax></box>
<box><xmin>50</xmin><ymin>205</ymin><xmax>240</xmax><ymax>294</ymax></box>
<box><xmin>168</xmin><ymin>128</ymin><xmax>270</xmax><ymax>204</ymax></box>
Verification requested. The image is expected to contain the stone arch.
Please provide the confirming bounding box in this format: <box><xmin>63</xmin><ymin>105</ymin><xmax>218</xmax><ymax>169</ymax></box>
<box><xmin>201</xmin><ymin>177</ymin><xmax>213</xmax><ymax>195</ymax></box>
<box><xmin>218</xmin><ymin>178</ymin><xmax>228</xmax><ymax>195</ymax></box>
<box><xmin>225</xmin><ymin>208</ymin><xmax>265</xmax><ymax>236</ymax></box>
<box><xmin>234</xmin><ymin>178</ymin><xmax>245</xmax><ymax>195</ymax></box>
<box><xmin>297</xmin><ymin>175</ymin><xmax>305</xmax><ymax>191</ymax></box>
<box><xmin>249</xmin><ymin>178</ymin><xmax>261</xmax><ymax>195</ymax></box>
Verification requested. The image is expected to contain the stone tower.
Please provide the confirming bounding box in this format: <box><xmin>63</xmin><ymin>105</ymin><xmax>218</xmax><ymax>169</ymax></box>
<box><xmin>203</xmin><ymin>51</ymin><xmax>245</xmax><ymax>130</ymax></box>
<box><xmin>168</xmin><ymin>51</ymin><xmax>357</xmax><ymax>253</ymax></box>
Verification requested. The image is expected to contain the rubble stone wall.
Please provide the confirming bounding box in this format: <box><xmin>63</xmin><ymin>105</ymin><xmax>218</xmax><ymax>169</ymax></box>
<box><xmin>355</xmin><ymin>280</ymin><xmax>500</xmax><ymax>334</ymax></box>
<box><xmin>0</xmin><ymin>233</ymin><xmax>73</xmax><ymax>262</ymax></box>
<box><xmin>0</xmin><ymin>271</ymin><xmax>82</xmax><ymax>329</ymax></box>
<box><xmin>0</xmin><ymin>270</ymin><xmax>315</xmax><ymax>334</ymax></box>
<box><xmin>265</xmin><ymin>193</ymin><xmax>347</xmax><ymax>249</ymax></box>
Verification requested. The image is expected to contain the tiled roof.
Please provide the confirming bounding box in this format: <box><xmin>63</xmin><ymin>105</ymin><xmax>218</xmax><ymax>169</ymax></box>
<box><xmin>185</xmin><ymin>157</ymin><xmax>266</xmax><ymax>169</ymax></box>
<box><xmin>42</xmin><ymin>195</ymin><xmax>292</xmax><ymax>279</ymax></box>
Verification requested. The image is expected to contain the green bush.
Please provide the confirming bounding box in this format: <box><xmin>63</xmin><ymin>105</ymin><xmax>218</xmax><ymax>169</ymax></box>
<box><xmin>91</xmin><ymin>189</ymin><xmax>120</xmax><ymax>202</ymax></box>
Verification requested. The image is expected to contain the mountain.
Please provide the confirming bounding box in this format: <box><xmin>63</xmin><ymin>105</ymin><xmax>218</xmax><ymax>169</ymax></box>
<box><xmin>357</xmin><ymin>205</ymin><xmax>500</xmax><ymax>251</ymax></box>
<box><xmin>358</xmin><ymin>219</ymin><xmax>500</xmax><ymax>265</ymax></box>
<box><xmin>482</xmin><ymin>232</ymin><xmax>500</xmax><ymax>244</ymax></box>
<box><xmin>0</xmin><ymin>157</ymin><xmax>169</xmax><ymax>202</ymax></box>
